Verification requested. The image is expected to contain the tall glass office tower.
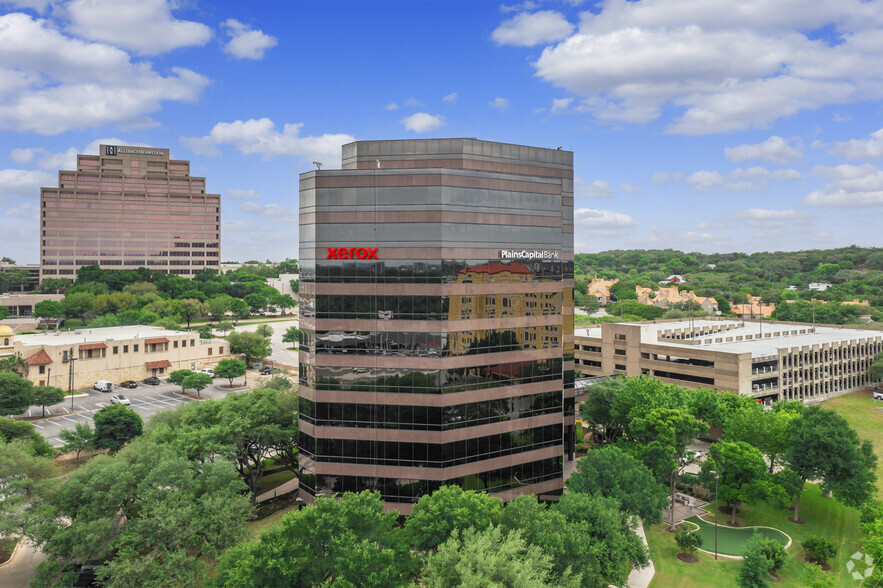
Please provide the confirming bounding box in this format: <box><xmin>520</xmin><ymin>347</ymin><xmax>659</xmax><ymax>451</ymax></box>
<box><xmin>298</xmin><ymin>138</ymin><xmax>574</xmax><ymax>512</ymax></box>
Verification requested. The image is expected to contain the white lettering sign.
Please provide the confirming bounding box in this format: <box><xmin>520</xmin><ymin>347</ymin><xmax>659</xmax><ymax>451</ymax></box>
<box><xmin>500</xmin><ymin>249</ymin><xmax>560</xmax><ymax>260</ymax></box>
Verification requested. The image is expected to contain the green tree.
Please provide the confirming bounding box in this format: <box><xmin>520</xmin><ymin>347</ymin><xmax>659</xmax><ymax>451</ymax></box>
<box><xmin>700</xmin><ymin>441</ymin><xmax>787</xmax><ymax>525</ymax></box>
<box><xmin>579</xmin><ymin>376</ymin><xmax>626</xmax><ymax>443</ymax></box>
<box><xmin>178</xmin><ymin>298</ymin><xmax>207</xmax><ymax>331</ymax></box>
<box><xmin>282</xmin><ymin>326</ymin><xmax>300</xmax><ymax>345</ymax></box>
<box><xmin>168</xmin><ymin>369</ymin><xmax>193</xmax><ymax>392</ymax></box>
<box><xmin>784</xmin><ymin>406</ymin><xmax>877</xmax><ymax>523</ymax></box>
<box><xmin>628</xmin><ymin>406</ymin><xmax>707</xmax><ymax>530</ymax></box>
<box><xmin>554</xmin><ymin>492</ymin><xmax>649</xmax><ymax>586</ymax></box>
<box><xmin>33</xmin><ymin>300</ymin><xmax>65</xmax><ymax>323</ymax></box>
<box><xmin>871</xmin><ymin>353</ymin><xmax>883</xmax><ymax>383</ymax></box>
<box><xmin>739</xmin><ymin>531</ymin><xmax>787</xmax><ymax>588</ymax></box>
<box><xmin>244</xmin><ymin>293</ymin><xmax>267</xmax><ymax>313</ymax></box>
<box><xmin>36</xmin><ymin>278</ymin><xmax>73</xmax><ymax>294</ymax></box>
<box><xmin>61</xmin><ymin>291</ymin><xmax>96</xmax><ymax>321</ymax></box>
<box><xmin>182</xmin><ymin>372</ymin><xmax>213</xmax><ymax>399</ymax></box>
<box><xmin>406</xmin><ymin>485</ymin><xmax>503</xmax><ymax>551</ymax></box>
<box><xmin>229</xmin><ymin>298</ymin><xmax>250</xmax><ymax>324</ymax></box>
<box><xmin>802</xmin><ymin>563</ymin><xmax>836</xmax><ymax>588</ymax></box>
<box><xmin>58</xmin><ymin>422</ymin><xmax>93</xmax><ymax>463</ymax></box>
<box><xmin>0</xmin><ymin>418</ymin><xmax>54</xmax><ymax>456</ymax></box>
<box><xmin>216</xmin><ymin>320</ymin><xmax>234</xmax><ymax>336</ymax></box>
<box><xmin>207</xmin><ymin>295</ymin><xmax>232</xmax><ymax>324</ymax></box>
<box><xmin>214</xmin><ymin>491</ymin><xmax>411</xmax><ymax>588</ymax></box>
<box><xmin>214</xmin><ymin>358</ymin><xmax>246</xmax><ymax>387</ymax></box>
<box><xmin>274</xmin><ymin>294</ymin><xmax>296</xmax><ymax>314</ymax></box>
<box><xmin>289</xmin><ymin>279</ymin><xmax>299</xmax><ymax>294</ymax></box>
<box><xmin>726</xmin><ymin>402</ymin><xmax>801</xmax><ymax>473</ymax></box>
<box><xmin>93</xmin><ymin>404</ymin><xmax>143</xmax><ymax>453</ymax></box>
<box><xmin>0</xmin><ymin>438</ymin><xmax>57</xmax><ymax>537</ymax></box>
<box><xmin>566</xmin><ymin>445</ymin><xmax>668</xmax><ymax>523</ymax></box>
<box><xmin>33</xmin><ymin>438</ymin><xmax>251</xmax><ymax>588</ymax></box>
<box><xmin>0</xmin><ymin>305</ymin><xmax>8</xmax><ymax>320</ymax></box>
<box><xmin>674</xmin><ymin>528</ymin><xmax>703</xmax><ymax>556</ymax></box>
<box><xmin>0</xmin><ymin>371</ymin><xmax>36</xmax><ymax>416</ymax></box>
<box><xmin>227</xmin><ymin>330</ymin><xmax>272</xmax><ymax>365</ymax></box>
<box><xmin>255</xmin><ymin>324</ymin><xmax>273</xmax><ymax>339</ymax></box>
<box><xmin>422</xmin><ymin>525</ymin><xmax>571</xmax><ymax>588</ymax></box>
<box><xmin>802</xmin><ymin>535</ymin><xmax>836</xmax><ymax>566</ymax></box>
<box><xmin>32</xmin><ymin>385</ymin><xmax>65</xmax><ymax>418</ymax></box>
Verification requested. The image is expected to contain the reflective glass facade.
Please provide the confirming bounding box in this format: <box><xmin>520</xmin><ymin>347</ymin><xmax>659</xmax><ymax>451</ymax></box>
<box><xmin>39</xmin><ymin>145</ymin><xmax>221</xmax><ymax>280</ymax></box>
<box><xmin>298</xmin><ymin>138</ymin><xmax>574</xmax><ymax>511</ymax></box>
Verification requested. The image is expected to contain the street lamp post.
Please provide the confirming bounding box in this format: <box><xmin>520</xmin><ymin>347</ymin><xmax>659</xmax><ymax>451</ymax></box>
<box><xmin>67</xmin><ymin>346</ymin><xmax>77</xmax><ymax>411</ymax></box>
<box><xmin>711</xmin><ymin>470</ymin><xmax>719</xmax><ymax>560</ymax></box>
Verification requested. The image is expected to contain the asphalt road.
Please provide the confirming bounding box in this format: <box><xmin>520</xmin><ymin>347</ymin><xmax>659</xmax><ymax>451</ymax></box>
<box><xmin>16</xmin><ymin>379</ymin><xmax>252</xmax><ymax>447</ymax></box>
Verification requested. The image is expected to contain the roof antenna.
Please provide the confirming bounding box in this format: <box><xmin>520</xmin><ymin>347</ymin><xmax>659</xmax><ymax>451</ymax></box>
<box><xmin>312</xmin><ymin>161</ymin><xmax>323</xmax><ymax>170</ymax></box>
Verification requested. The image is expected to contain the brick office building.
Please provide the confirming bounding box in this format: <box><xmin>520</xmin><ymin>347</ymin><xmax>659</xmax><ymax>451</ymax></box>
<box><xmin>297</xmin><ymin>138</ymin><xmax>575</xmax><ymax>512</ymax></box>
<box><xmin>40</xmin><ymin>145</ymin><xmax>220</xmax><ymax>281</ymax></box>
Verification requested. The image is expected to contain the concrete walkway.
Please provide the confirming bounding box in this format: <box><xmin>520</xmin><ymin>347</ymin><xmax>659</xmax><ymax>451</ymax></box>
<box><xmin>0</xmin><ymin>540</ymin><xmax>46</xmax><ymax>588</ymax></box>
<box><xmin>255</xmin><ymin>477</ymin><xmax>299</xmax><ymax>503</ymax></box>
<box><xmin>234</xmin><ymin>319</ymin><xmax>299</xmax><ymax>368</ymax></box>
<box><xmin>628</xmin><ymin>523</ymin><xmax>655</xmax><ymax>588</ymax></box>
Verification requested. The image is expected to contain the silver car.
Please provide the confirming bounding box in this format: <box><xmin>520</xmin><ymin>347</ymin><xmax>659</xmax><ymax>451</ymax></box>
<box><xmin>109</xmin><ymin>394</ymin><xmax>131</xmax><ymax>405</ymax></box>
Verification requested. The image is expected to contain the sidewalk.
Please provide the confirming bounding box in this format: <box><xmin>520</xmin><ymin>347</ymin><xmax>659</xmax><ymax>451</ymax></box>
<box><xmin>0</xmin><ymin>540</ymin><xmax>46</xmax><ymax>588</ymax></box>
<box><xmin>255</xmin><ymin>477</ymin><xmax>299</xmax><ymax>503</ymax></box>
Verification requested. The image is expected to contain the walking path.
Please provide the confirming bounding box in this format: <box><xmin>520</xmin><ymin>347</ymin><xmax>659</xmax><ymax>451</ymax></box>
<box><xmin>0</xmin><ymin>540</ymin><xmax>46</xmax><ymax>588</ymax></box>
<box><xmin>255</xmin><ymin>477</ymin><xmax>299</xmax><ymax>503</ymax></box>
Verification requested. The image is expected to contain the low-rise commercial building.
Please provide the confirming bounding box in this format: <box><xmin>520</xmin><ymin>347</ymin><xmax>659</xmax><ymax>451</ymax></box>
<box><xmin>0</xmin><ymin>293</ymin><xmax>64</xmax><ymax>317</ymax></box>
<box><xmin>575</xmin><ymin>318</ymin><xmax>882</xmax><ymax>404</ymax></box>
<box><xmin>5</xmin><ymin>325</ymin><xmax>230</xmax><ymax>390</ymax></box>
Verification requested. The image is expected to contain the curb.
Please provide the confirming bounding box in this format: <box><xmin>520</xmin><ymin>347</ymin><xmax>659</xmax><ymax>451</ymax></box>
<box><xmin>0</xmin><ymin>538</ymin><xmax>23</xmax><ymax>569</ymax></box>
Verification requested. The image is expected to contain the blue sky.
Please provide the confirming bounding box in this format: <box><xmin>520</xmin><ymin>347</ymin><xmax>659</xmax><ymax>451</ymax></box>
<box><xmin>2</xmin><ymin>0</ymin><xmax>883</xmax><ymax>264</ymax></box>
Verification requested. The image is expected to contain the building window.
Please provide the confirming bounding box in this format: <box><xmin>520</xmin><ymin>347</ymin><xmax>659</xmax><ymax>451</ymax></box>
<box><xmin>174</xmin><ymin>341</ymin><xmax>178</xmax><ymax>348</ymax></box>
<box><xmin>615</xmin><ymin>364</ymin><xmax>626</xmax><ymax>371</ymax></box>
<box><xmin>208</xmin><ymin>348</ymin><xmax>213</xmax><ymax>356</ymax></box>
<box><xmin>190</xmin><ymin>339</ymin><xmax>195</xmax><ymax>346</ymax></box>
<box><xmin>134</xmin><ymin>344</ymin><xmax>139</xmax><ymax>352</ymax></box>
<box><xmin>614</xmin><ymin>334</ymin><xmax>627</xmax><ymax>341</ymax></box>
<box><xmin>123</xmin><ymin>345</ymin><xmax>129</xmax><ymax>353</ymax></box>
<box><xmin>614</xmin><ymin>349</ymin><xmax>626</xmax><ymax>356</ymax></box>
<box><xmin>3</xmin><ymin>338</ymin><xmax>8</xmax><ymax>346</ymax></box>
<box><xmin>39</xmin><ymin>365</ymin><xmax>45</xmax><ymax>374</ymax></box>
<box><xmin>113</xmin><ymin>346</ymin><xmax>118</xmax><ymax>354</ymax></box>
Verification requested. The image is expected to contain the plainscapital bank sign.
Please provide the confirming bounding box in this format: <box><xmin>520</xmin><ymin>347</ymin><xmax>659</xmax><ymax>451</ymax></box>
<box><xmin>500</xmin><ymin>249</ymin><xmax>559</xmax><ymax>260</ymax></box>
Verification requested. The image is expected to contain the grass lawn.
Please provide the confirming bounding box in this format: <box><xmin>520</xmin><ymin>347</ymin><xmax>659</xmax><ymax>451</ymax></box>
<box><xmin>245</xmin><ymin>504</ymin><xmax>299</xmax><ymax>539</ymax></box>
<box><xmin>683</xmin><ymin>516</ymin><xmax>789</xmax><ymax>557</ymax></box>
<box><xmin>821</xmin><ymin>389</ymin><xmax>883</xmax><ymax>498</ymax></box>
<box><xmin>647</xmin><ymin>483</ymin><xmax>862</xmax><ymax>587</ymax></box>
<box><xmin>255</xmin><ymin>468</ymin><xmax>297</xmax><ymax>495</ymax></box>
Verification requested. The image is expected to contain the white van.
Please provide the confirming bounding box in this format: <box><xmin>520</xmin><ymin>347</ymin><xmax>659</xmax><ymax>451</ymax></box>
<box><xmin>93</xmin><ymin>380</ymin><xmax>115</xmax><ymax>393</ymax></box>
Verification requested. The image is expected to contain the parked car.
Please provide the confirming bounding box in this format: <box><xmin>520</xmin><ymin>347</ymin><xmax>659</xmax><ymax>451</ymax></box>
<box><xmin>109</xmin><ymin>394</ymin><xmax>130</xmax><ymax>405</ymax></box>
<box><xmin>197</xmin><ymin>368</ymin><xmax>214</xmax><ymax>376</ymax></box>
<box><xmin>874</xmin><ymin>390</ymin><xmax>883</xmax><ymax>401</ymax></box>
<box><xmin>259</xmin><ymin>366</ymin><xmax>279</xmax><ymax>375</ymax></box>
<box><xmin>142</xmin><ymin>376</ymin><xmax>161</xmax><ymax>385</ymax></box>
<box><xmin>119</xmin><ymin>380</ymin><xmax>138</xmax><ymax>389</ymax></box>
<box><xmin>93</xmin><ymin>380</ymin><xmax>114</xmax><ymax>393</ymax></box>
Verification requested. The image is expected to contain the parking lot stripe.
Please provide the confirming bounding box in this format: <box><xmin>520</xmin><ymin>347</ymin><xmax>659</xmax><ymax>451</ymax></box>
<box><xmin>31</xmin><ymin>422</ymin><xmax>46</xmax><ymax>429</ymax></box>
<box><xmin>59</xmin><ymin>416</ymin><xmax>79</xmax><ymax>424</ymax></box>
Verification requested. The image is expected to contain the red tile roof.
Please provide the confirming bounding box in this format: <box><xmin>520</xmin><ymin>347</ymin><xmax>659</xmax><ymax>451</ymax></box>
<box><xmin>144</xmin><ymin>337</ymin><xmax>170</xmax><ymax>344</ymax></box>
<box><xmin>145</xmin><ymin>360</ymin><xmax>172</xmax><ymax>369</ymax></box>
<box><xmin>79</xmin><ymin>342</ymin><xmax>107</xmax><ymax>350</ymax></box>
<box><xmin>24</xmin><ymin>349</ymin><xmax>53</xmax><ymax>365</ymax></box>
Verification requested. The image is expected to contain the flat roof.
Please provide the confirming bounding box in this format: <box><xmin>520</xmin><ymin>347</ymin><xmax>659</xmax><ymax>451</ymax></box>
<box><xmin>17</xmin><ymin>325</ymin><xmax>197</xmax><ymax>346</ymax></box>
<box><xmin>576</xmin><ymin>319</ymin><xmax>883</xmax><ymax>358</ymax></box>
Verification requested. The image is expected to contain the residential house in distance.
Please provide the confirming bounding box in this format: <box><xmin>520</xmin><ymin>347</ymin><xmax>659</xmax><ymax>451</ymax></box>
<box><xmin>842</xmin><ymin>299</ymin><xmax>871</xmax><ymax>308</ymax></box>
<box><xmin>731</xmin><ymin>295</ymin><xmax>775</xmax><ymax>320</ymax></box>
<box><xmin>635</xmin><ymin>285</ymin><xmax>719</xmax><ymax>314</ymax></box>
<box><xmin>6</xmin><ymin>325</ymin><xmax>230</xmax><ymax>390</ymax></box>
<box><xmin>587</xmin><ymin>278</ymin><xmax>618</xmax><ymax>306</ymax></box>
<box><xmin>659</xmin><ymin>274</ymin><xmax>688</xmax><ymax>284</ymax></box>
<box><xmin>809</xmin><ymin>282</ymin><xmax>833</xmax><ymax>291</ymax></box>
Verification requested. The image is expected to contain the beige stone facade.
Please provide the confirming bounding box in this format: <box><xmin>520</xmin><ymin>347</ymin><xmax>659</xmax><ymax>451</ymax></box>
<box><xmin>8</xmin><ymin>325</ymin><xmax>231</xmax><ymax>390</ymax></box>
<box><xmin>575</xmin><ymin>318</ymin><xmax>882</xmax><ymax>405</ymax></box>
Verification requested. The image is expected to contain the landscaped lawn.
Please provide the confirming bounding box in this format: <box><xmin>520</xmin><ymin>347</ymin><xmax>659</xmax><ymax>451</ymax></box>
<box><xmin>647</xmin><ymin>483</ymin><xmax>863</xmax><ymax>587</ymax></box>
<box><xmin>255</xmin><ymin>468</ymin><xmax>297</xmax><ymax>495</ymax></box>
<box><xmin>822</xmin><ymin>389</ymin><xmax>883</xmax><ymax>498</ymax></box>
<box><xmin>684</xmin><ymin>515</ymin><xmax>790</xmax><ymax>557</ymax></box>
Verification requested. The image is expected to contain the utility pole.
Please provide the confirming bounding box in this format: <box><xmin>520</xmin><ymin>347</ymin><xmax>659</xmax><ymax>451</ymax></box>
<box><xmin>66</xmin><ymin>346</ymin><xmax>77</xmax><ymax>411</ymax></box>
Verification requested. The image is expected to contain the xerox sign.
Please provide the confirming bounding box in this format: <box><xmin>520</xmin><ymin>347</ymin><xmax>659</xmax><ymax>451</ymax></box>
<box><xmin>500</xmin><ymin>249</ymin><xmax>559</xmax><ymax>260</ymax></box>
<box><xmin>327</xmin><ymin>247</ymin><xmax>378</xmax><ymax>260</ymax></box>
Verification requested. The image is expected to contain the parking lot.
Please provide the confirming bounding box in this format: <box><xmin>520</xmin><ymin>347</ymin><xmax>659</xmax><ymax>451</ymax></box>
<box><xmin>22</xmin><ymin>384</ymin><xmax>200</xmax><ymax>447</ymax></box>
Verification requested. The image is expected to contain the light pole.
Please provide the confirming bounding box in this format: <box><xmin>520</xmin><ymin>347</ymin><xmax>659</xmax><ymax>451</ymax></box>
<box><xmin>244</xmin><ymin>341</ymin><xmax>248</xmax><ymax>387</ymax></box>
<box><xmin>67</xmin><ymin>346</ymin><xmax>77</xmax><ymax>411</ymax></box>
<box><xmin>711</xmin><ymin>470</ymin><xmax>719</xmax><ymax>560</ymax></box>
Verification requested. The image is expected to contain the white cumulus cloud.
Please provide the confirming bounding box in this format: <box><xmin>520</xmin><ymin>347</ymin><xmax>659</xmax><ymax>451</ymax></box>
<box><xmin>686</xmin><ymin>170</ymin><xmax>725</xmax><ymax>192</ymax></box>
<box><xmin>804</xmin><ymin>163</ymin><xmax>883</xmax><ymax>206</ymax></box>
<box><xmin>180</xmin><ymin>118</ymin><xmax>355</xmax><ymax>166</ymax></box>
<box><xmin>0</xmin><ymin>13</ymin><xmax>209</xmax><ymax>134</ymax></box>
<box><xmin>225</xmin><ymin>189</ymin><xmax>262</xmax><ymax>200</ymax></box>
<box><xmin>383</xmin><ymin>102</ymin><xmax>399</xmax><ymax>111</ymax></box>
<box><xmin>725</xmin><ymin>136</ymin><xmax>802</xmax><ymax>164</ymax></box>
<box><xmin>492</xmin><ymin>11</ymin><xmax>574</xmax><ymax>47</ymax></box>
<box><xmin>551</xmin><ymin>97</ymin><xmax>573</xmax><ymax>113</ymax></box>
<box><xmin>575</xmin><ymin>178</ymin><xmax>614</xmax><ymax>198</ymax></box>
<box><xmin>401</xmin><ymin>112</ymin><xmax>445</xmax><ymax>133</ymax></box>
<box><xmin>0</xmin><ymin>169</ymin><xmax>54</xmax><ymax>199</ymax></box>
<box><xmin>650</xmin><ymin>171</ymin><xmax>683</xmax><ymax>184</ymax></box>
<box><xmin>525</xmin><ymin>1</ymin><xmax>883</xmax><ymax>134</ymax></box>
<box><xmin>574</xmin><ymin>207</ymin><xmax>637</xmax><ymax>236</ymax></box>
<box><xmin>64</xmin><ymin>0</ymin><xmax>212</xmax><ymax>56</ymax></box>
<box><xmin>443</xmin><ymin>92</ymin><xmax>458</xmax><ymax>103</ymax></box>
<box><xmin>827</xmin><ymin>127</ymin><xmax>883</xmax><ymax>159</ymax></box>
<box><xmin>734</xmin><ymin>208</ymin><xmax>811</xmax><ymax>228</ymax></box>
<box><xmin>222</xmin><ymin>19</ymin><xmax>278</xmax><ymax>60</ymax></box>
<box><xmin>490</xmin><ymin>97</ymin><xmax>510</xmax><ymax>110</ymax></box>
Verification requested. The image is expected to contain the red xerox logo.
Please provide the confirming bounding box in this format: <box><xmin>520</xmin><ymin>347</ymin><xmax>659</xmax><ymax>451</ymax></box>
<box><xmin>327</xmin><ymin>247</ymin><xmax>378</xmax><ymax>260</ymax></box>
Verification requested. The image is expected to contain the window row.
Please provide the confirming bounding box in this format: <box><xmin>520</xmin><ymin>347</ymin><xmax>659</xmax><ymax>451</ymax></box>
<box><xmin>299</xmin><ymin>391</ymin><xmax>562</xmax><ymax>431</ymax></box>
<box><xmin>301</xmin><ymin>259</ymin><xmax>573</xmax><ymax>283</ymax></box>
<box><xmin>299</xmin><ymin>424</ymin><xmax>562</xmax><ymax>468</ymax></box>
<box><xmin>299</xmin><ymin>358</ymin><xmax>563</xmax><ymax>394</ymax></box>
<box><xmin>299</xmin><ymin>457</ymin><xmax>563</xmax><ymax>503</ymax></box>
<box><xmin>302</xmin><ymin>292</ymin><xmax>561</xmax><ymax>321</ymax></box>
<box><xmin>300</xmin><ymin>327</ymin><xmax>562</xmax><ymax>357</ymax></box>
